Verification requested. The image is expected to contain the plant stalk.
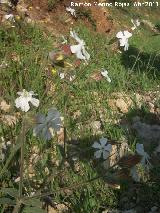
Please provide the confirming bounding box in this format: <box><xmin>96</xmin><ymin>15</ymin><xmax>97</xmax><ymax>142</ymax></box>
<box><xmin>19</xmin><ymin>117</ymin><xmax>26</xmax><ymax>199</ymax></box>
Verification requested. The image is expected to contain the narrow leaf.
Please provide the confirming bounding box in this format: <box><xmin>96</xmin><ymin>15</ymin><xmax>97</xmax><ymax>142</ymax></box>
<box><xmin>0</xmin><ymin>188</ymin><xmax>19</xmax><ymax>198</ymax></box>
<box><xmin>23</xmin><ymin>206</ymin><xmax>46</xmax><ymax>213</ymax></box>
<box><xmin>0</xmin><ymin>197</ymin><xmax>15</xmax><ymax>205</ymax></box>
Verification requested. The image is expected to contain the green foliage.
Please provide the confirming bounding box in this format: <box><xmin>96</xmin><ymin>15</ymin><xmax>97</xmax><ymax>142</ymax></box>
<box><xmin>0</xmin><ymin>5</ymin><xmax>160</xmax><ymax>213</ymax></box>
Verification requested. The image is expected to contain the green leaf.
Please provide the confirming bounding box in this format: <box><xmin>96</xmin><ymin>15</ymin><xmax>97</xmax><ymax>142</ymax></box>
<box><xmin>0</xmin><ymin>188</ymin><xmax>19</xmax><ymax>198</ymax></box>
<box><xmin>23</xmin><ymin>206</ymin><xmax>46</xmax><ymax>213</ymax></box>
<box><xmin>23</xmin><ymin>198</ymin><xmax>42</xmax><ymax>208</ymax></box>
<box><xmin>0</xmin><ymin>197</ymin><xmax>15</xmax><ymax>205</ymax></box>
<box><xmin>0</xmin><ymin>141</ymin><xmax>21</xmax><ymax>177</ymax></box>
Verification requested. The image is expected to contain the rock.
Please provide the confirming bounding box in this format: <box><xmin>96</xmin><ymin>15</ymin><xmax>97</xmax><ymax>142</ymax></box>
<box><xmin>0</xmin><ymin>100</ymin><xmax>11</xmax><ymax>112</ymax></box>
<box><xmin>48</xmin><ymin>203</ymin><xmax>69</xmax><ymax>213</ymax></box>
<box><xmin>91</xmin><ymin>120</ymin><xmax>102</xmax><ymax>134</ymax></box>
<box><xmin>103</xmin><ymin>141</ymin><xmax>130</xmax><ymax>169</ymax></box>
<box><xmin>115</xmin><ymin>98</ymin><xmax>131</xmax><ymax>113</ymax></box>
<box><xmin>150</xmin><ymin>206</ymin><xmax>158</xmax><ymax>212</ymax></box>
<box><xmin>132</xmin><ymin>117</ymin><xmax>160</xmax><ymax>144</ymax></box>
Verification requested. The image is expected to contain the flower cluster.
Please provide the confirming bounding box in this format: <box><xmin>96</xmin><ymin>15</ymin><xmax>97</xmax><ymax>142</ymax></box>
<box><xmin>116</xmin><ymin>19</ymin><xmax>140</xmax><ymax>51</ymax></box>
<box><xmin>70</xmin><ymin>30</ymin><xmax>90</xmax><ymax>61</ymax></box>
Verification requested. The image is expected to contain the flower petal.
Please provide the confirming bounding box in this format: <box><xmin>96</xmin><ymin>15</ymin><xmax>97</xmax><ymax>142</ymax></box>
<box><xmin>94</xmin><ymin>150</ymin><xmax>102</xmax><ymax>159</ymax></box>
<box><xmin>116</xmin><ymin>31</ymin><xmax>123</xmax><ymax>38</ymax></box>
<box><xmin>124</xmin><ymin>30</ymin><xmax>132</xmax><ymax>38</ymax></box>
<box><xmin>36</xmin><ymin>114</ymin><xmax>46</xmax><ymax>124</ymax></box>
<box><xmin>104</xmin><ymin>144</ymin><xmax>112</xmax><ymax>152</ymax></box>
<box><xmin>136</xmin><ymin>143</ymin><xmax>145</xmax><ymax>156</ymax></box>
<box><xmin>130</xmin><ymin>166</ymin><xmax>140</xmax><ymax>182</ymax></box>
<box><xmin>15</xmin><ymin>97</ymin><xmax>30</xmax><ymax>112</ymax></box>
<box><xmin>99</xmin><ymin>137</ymin><xmax>107</xmax><ymax>147</ymax></box>
<box><xmin>92</xmin><ymin>141</ymin><xmax>101</xmax><ymax>149</ymax></box>
<box><xmin>30</xmin><ymin>98</ymin><xmax>39</xmax><ymax>107</ymax></box>
<box><xmin>102</xmin><ymin>150</ymin><xmax>109</xmax><ymax>159</ymax></box>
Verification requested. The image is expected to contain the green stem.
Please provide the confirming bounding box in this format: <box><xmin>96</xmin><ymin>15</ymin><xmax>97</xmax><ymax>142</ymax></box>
<box><xmin>19</xmin><ymin>117</ymin><xmax>26</xmax><ymax>198</ymax></box>
<box><xmin>13</xmin><ymin>200</ymin><xmax>22</xmax><ymax>213</ymax></box>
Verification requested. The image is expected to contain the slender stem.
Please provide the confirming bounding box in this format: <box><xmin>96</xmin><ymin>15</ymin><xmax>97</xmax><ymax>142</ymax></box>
<box><xmin>13</xmin><ymin>201</ymin><xmax>22</xmax><ymax>213</ymax></box>
<box><xmin>19</xmin><ymin>117</ymin><xmax>26</xmax><ymax>198</ymax></box>
<box><xmin>63</xmin><ymin>127</ymin><xmax>67</xmax><ymax>158</ymax></box>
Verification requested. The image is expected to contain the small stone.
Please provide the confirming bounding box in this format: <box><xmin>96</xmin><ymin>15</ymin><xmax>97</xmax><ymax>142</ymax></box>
<box><xmin>115</xmin><ymin>98</ymin><xmax>130</xmax><ymax>113</ymax></box>
<box><xmin>151</xmin><ymin>206</ymin><xmax>158</xmax><ymax>212</ymax></box>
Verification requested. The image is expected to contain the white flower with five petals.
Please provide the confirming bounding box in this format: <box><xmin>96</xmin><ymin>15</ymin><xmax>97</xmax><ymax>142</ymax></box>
<box><xmin>116</xmin><ymin>30</ymin><xmax>132</xmax><ymax>51</ymax></box>
<box><xmin>70</xmin><ymin>30</ymin><xmax>90</xmax><ymax>61</ymax></box>
<box><xmin>92</xmin><ymin>137</ymin><xmax>112</xmax><ymax>159</ymax></box>
<box><xmin>33</xmin><ymin>108</ymin><xmax>61</xmax><ymax>141</ymax></box>
<box><xmin>15</xmin><ymin>89</ymin><xmax>39</xmax><ymax>112</ymax></box>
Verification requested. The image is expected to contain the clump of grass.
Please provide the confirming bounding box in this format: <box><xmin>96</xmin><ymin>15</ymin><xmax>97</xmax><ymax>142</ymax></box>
<box><xmin>47</xmin><ymin>0</ymin><xmax>61</xmax><ymax>11</ymax></box>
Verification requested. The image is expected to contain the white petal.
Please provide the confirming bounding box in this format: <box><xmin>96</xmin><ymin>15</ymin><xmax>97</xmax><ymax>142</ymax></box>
<box><xmin>124</xmin><ymin>42</ymin><xmax>129</xmax><ymax>51</ymax></box>
<box><xmin>76</xmin><ymin>50</ymin><xmax>86</xmax><ymax>60</ymax></box>
<box><xmin>94</xmin><ymin>150</ymin><xmax>102</xmax><ymax>159</ymax></box>
<box><xmin>116</xmin><ymin>31</ymin><xmax>123</xmax><ymax>39</ymax></box>
<box><xmin>30</xmin><ymin>98</ymin><xmax>39</xmax><ymax>107</ymax></box>
<box><xmin>59</xmin><ymin>73</ymin><xmax>65</xmax><ymax>79</ymax></box>
<box><xmin>104</xmin><ymin>144</ymin><xmax>112</xmax><ymax>152</ymax></box>
<box><xmin>131</xmin><ymin>26</ymin><xmax>136</xmax><ymax>31</ymax></box>
<box><xmin>70</xmin><ymin>44</ymin><xmax>81</xmax><ymax>54</ymax></box>
<box><xmin>15</xmin><ymin>97</ymin><xmax>30</xmax><ymax>112</ymax></box>
<box><xmin>99</xmin><ymin>137</ymin><xmax>107</xmax><ymax>147</ymax></box>
<box><xmin>106</xmin><ymin>75</ymin><xmax>111</xmax><ymax>83</ymax></box>
<box><xmin>124</xmin><ymin>30</ymin><xmax>132</xmax><ymax>38</ymax></box>
<box><xmin>102</xmin><ymin>150</ymin><xmax>109</xmax><ymax>159</ymax></box>
<box><xmin>136</xmin><ymin>143</ymin><xmax>145</xmax><ymax>156</ymax></box>
<box><xmin>136</xmin><ymin>19</ymin><xmax>140</xmax><ymax>26</ymax></box>
<box><xmin>70</xmin><ymin>31</ymin><xmax>82</xmax><ymax>44</ymax></box>
<box><xmin>130</xmin><ymin>166</ymin><xmax>140</xmax><ymax>182</ymax></box>
<box><xmin>101</xmin><ymin>70</ymin><xmax>108</xmax><ymax>77</ymax></box>
<box><xmin>82</xmin><ymin>46</ymin><xmax>90</xmax><ymax>60</ymax></box>
<box><xmin>92</xmin><ymin>141</ymin><xmax>101</xmax><ymax>149</ymax></box>
<box><xmin>17</xmin><ymin>91</ymin><xmax>24</xmax><ymax>96</ymax></box>
<box><xmin>29</xmin><ymin>91</ymin><xmax>36</xmax><ymax>96</ymax></box>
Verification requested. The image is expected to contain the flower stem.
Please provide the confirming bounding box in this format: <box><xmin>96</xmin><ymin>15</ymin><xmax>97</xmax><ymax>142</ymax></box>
<box><xmin>19</xmin><ymin>117</ymin><xmax>26</xmax><ymax>199</ymax></box>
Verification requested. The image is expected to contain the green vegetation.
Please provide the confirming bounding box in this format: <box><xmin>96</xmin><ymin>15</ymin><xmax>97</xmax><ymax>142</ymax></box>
<box><xmin>0</xmin><ymin>3</ymin><xmax>160</xmax><ymax>213</ymax></box>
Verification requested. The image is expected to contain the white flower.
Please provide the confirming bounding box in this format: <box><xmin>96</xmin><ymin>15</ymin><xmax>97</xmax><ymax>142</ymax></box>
<box><xmin>66</xmin><ymin>7</ymin><xmax>76</xmax><ymax>17</ymax></box>
<box><xmin>130</xmin><ymin>166</ymin><xmax>140</xmax><ymax>182</ymax></box>
<box><xmin>116</xmin><ymin>30</ymin><xmax>132</xmax><ymax>51</ymax></box>
<box><xmin>69</xmin><ymin>75</ymin><xmax>76</xmax><ymax>81</ymax></box>
<box><xmin>33</xmin><ymin>108</ymin><xmax>61</xmax><ymax>141</ymax></box>
<box><xmin>4</xmin><ymin>14</ymin><xmax>15</xmax><ymax>22</ymax></box>
<box><xmin>70</xmin><ymin>30</ymin><xmax>90</xmax><ymax>61</ymax></box>
<box><xmin>92</xmin><ymin>137</ymin><xmax>112</xmax><ymax>159</ymax></box>
<box><xmin>136</xmin><ymin>143</ymin><xmax>152</xmax><ymax>168</ymax></box>
<box><xmin>15</xmin><ymin>89</ymin><xmax>39</xmax><ymax>112</ymax></box>
<box><xmin>0</xmin><ymin>0</ymin><xmax>11</xmax><ymax>5</ymax></box>
<box><xmin>59</xmin><ymin>73</ymin><xmax>65</xmax><ymax>79</ymax></box>
<box><xmin>131</xmin><ymin>19</ymin><xmax>140</xmax><ymax>30</ymax></box>
<box><xmin>101</xmin><ymin>69</ymin><xmax>111</xmax><ymax>83</ymax></box>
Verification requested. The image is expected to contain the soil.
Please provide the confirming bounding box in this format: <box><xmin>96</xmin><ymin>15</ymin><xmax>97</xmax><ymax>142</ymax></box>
<box><xmin>19</xmin><ymin>0</ymin><xmax>114</xmax><ymax>35</ymax></box>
